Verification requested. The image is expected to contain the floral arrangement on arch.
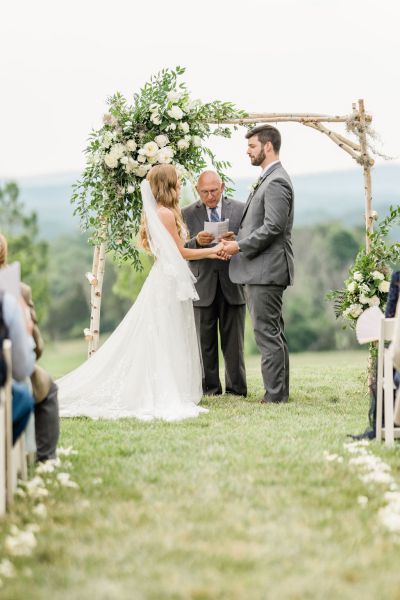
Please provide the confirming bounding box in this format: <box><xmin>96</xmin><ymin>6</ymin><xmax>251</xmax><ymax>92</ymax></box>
<box><xmin>72</xmin><ymin>66</ymin><xmax>246</xmax><ymax>268</ymax></box>
<box><xmin>328</xmin><ymin>206</ymin><xmax>400</xmax><ymax>325</ymax></box>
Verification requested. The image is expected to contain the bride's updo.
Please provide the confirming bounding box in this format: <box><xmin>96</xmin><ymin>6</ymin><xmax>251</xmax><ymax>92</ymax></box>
<box><xmin>140</xmin><ymin>164</ymin><xmax>188</xmax><ymax>252</ymax></box>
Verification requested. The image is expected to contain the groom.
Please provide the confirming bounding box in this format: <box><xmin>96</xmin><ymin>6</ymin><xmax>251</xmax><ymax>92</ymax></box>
<box><xmin>221</xmin><ymin>125</ymin><xmax>294</xmax><ymax>403</ymax></box>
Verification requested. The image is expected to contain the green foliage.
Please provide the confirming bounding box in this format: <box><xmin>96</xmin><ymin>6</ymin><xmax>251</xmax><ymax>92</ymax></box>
<box><xmin>0</xmin><ymin>182</ymin><xmax>49</xmax><ymax>322</ymax></box>
<box><xmin>72</xmin><ymin>66</ymin><xmax>247</xmax><ymax>267</ymax></box>
<box><xmin>327</xmin><ymin>205</ymin><xmax>400</xmax><ymax>326</ymax></box>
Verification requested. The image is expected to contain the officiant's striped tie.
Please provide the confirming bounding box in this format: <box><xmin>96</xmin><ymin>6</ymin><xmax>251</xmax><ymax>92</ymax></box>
<box><xmin>210</xmin><ymin>207</ymin><xmax>220</xmax><ymax>222</ymax></box>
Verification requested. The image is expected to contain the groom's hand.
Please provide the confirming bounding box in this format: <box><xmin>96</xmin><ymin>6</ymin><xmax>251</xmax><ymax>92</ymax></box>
<box><xmin>196</xmin><ymin>231</ymin><xmax>215</xmax><ymax>246</ymax></box>
<box><xmin>220</xmin><ymin>231</ymin><xmax>235</xmax><ymax>242</ymax></box>
<box><xmin>220</xmin><ymin>240</ymin><xmax>240</xmax><ymax>256</ymax></box>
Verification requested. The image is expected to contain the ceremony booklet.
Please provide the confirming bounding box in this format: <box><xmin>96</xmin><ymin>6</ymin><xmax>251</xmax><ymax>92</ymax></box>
<box><xmin>0</xmin><ymin>262</ymin><xmax>21</xmax><ymax>298</ymax></box>
<box><xmin>204</xmin><ymin>218</ymin><xmax>229</xmax><ymax>243</ymax></box>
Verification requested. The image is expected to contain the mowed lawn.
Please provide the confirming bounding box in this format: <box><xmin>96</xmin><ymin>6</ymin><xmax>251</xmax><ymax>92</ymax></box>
<box><xmin>2</xmin><ymin>345</ymin><xmax>400</xmax><ymax>599</ymax></box>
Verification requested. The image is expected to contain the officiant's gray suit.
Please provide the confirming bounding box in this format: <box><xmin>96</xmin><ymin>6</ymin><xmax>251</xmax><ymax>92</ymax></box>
<box><xmin>182</xmin><ymin>196</ymin><xmax>247</xmax><ymax>396</ymax></box>
<box><xmin>230</xmin><ymin>161</ymin><xmax>294</xmax><ymax>402</ymax></box>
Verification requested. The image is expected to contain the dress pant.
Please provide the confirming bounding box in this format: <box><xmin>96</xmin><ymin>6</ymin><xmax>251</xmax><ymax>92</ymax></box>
<box><xmin>194</xmin><ymin>281</ymin><xmax>247</xmax><ymax>396</ymax></box>
<box><xmin>245</xmin><ymin>284</ymin><xmax>289</xmax><ymax>402</ymax></box>
<box><xmin>35</xmin><ymin>381</ymin><xmax>60</xmax><ymax>462</ymax></box>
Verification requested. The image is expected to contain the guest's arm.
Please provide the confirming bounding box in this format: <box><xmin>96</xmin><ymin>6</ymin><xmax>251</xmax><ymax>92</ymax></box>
<box><xmin>3</xmin><ymin>293</ymin><xmax>35</xmax><ymax>381</ymax></box>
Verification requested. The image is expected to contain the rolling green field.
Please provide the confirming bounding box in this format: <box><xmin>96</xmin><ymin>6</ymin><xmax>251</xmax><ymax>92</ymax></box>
<box><xmin>2</xmin><ymin>347</ymin><xmax>400</xmax><ymax>599</ymax></box>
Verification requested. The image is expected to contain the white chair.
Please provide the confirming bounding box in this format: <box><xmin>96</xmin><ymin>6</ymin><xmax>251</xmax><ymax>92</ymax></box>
<box><xmin>376</xmin><ymin>317</ymin><xmax>400</xmax><ymax>446</ymax></box>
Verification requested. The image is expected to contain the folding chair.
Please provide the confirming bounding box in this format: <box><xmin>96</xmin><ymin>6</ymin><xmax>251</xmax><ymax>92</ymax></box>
<box><xmin>376</xmin><ymin>317</ymin><xmax>400</xmax><ymax>446</ymax></box>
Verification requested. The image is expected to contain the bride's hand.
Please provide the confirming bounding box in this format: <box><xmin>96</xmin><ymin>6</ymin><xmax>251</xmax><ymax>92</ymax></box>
<box><xmin>209</xmin><ymin>242</ymin><xmax>230</xmax><ymax>260</ymax></box>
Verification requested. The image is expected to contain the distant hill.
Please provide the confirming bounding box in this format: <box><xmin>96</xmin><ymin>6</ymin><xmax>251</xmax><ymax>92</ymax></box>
<box><xmin>2</xmin><ymin>164</ymin><xmax>399</xmax><ymax>239</ymax></box>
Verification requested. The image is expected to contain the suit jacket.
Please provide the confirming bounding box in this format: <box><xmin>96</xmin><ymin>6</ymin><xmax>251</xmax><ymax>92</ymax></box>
<box><xmin>182</xmin><ymin>196</ymin><xmax>246</xmax><ymax>307</ymax></box>
<box><xmin>386</xmin><ymin>271</ymin><xmax>400</xmax><ymax>318</ymax></box>
<box><xmin>229</xmin><ymin>162</ymin><xmax>294</xmax><ymax>286</ymax></box>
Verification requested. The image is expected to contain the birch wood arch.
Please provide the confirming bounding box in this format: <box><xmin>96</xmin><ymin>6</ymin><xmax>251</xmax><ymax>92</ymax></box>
<box><xmin>85</xmin><ymin>98</ymin><xmax>375</xmax><ymax>356</ymax></box>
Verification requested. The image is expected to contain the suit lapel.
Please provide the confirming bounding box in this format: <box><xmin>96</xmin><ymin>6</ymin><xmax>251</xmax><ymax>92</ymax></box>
<box><xmin>240</xmin><ymin>161</ymin><xmax>282</xmax><ymax>224</ymax></box>
<box><xmin>195</xmin><ymin>201</ymin><xmax>208</xmax><ymax>229</ymax></box>
<box><xmin>221</xmin><ymin>196</ymin><xmax>231</xmax><ymax>222</ymax></box>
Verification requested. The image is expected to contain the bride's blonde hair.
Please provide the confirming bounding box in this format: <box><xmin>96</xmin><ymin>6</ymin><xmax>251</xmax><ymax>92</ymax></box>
<box><xmin>139</xmin><ymin>164</ymin><xmax>187</xmax><ymax>252</ymax></box>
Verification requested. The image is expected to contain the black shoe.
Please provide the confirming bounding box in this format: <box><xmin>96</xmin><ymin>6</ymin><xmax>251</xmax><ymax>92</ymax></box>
<box><xmin>348</xmin><ymin>428</ymin><xmax>375</xmax><ymax>440</ymax></box>
<box><xmin>261</xmin><ymin>395</ymin><xmax>288</xmax><ymax>404</ymax></box>
<box><xmin>226</xmin><ymin>390</ymin><xmax>247</xmax><ymax>397</ymax></box>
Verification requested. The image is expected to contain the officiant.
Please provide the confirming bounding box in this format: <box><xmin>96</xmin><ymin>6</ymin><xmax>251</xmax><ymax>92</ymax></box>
<box><xmin>182</xmin><ymin>171</ymin><xmax>247</xmax><ymax>396</ymax></box>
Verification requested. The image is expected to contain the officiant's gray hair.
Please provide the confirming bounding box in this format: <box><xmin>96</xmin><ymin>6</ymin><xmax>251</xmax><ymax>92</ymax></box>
<box><xmin>246</xmin><ymin>125</ymin><xmax>281</xmax><ymax>154</ymax></box>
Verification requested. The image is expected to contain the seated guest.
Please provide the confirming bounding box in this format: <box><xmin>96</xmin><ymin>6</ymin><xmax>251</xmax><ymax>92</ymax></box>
<box><xmin>0</xmin><ymin>290</ymin><xmax>35</xmax><ymax>443</ymax></box>
<box><xmin>0</xmin><ymin>235</ymin><xmax>59</xmax><ymax>459</ymax></box>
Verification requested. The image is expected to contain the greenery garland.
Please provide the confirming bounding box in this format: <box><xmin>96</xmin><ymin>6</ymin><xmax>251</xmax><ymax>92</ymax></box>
<box><xmin>72</xmin><ymin>66</ymin><xmax>247</xmax><ymax>268</ymax></box>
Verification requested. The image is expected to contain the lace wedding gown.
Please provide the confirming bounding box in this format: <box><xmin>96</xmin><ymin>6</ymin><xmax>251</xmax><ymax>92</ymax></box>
<box><xmin>58</xmin><ymin>181</ymin><xmax>206</xmax><ymax>421</ymax></box>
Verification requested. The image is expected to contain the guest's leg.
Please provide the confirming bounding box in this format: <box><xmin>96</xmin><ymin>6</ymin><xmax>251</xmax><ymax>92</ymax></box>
<box><xmin>35</xmin><ymin>382</ymin><xmax>60</xmax><ymax>461</ymax></box>
<box><xmin>194</xmin><ymin>299</ymin><xmax>222</xmax><ymax>395</ymax></box>
<box><xmin>12</xmin><ymin>382</ymin><xmax>34</xmax><ymax>445</ymax></box>
<box><xmin>218</xmin><ymin>296</ymin><xmax>247</xmax><ymax>396</ymax></box>
<box><xmin>245</xmin><ymin>284</ymin><xmax>288</xmax><ymax>402</ymax></box>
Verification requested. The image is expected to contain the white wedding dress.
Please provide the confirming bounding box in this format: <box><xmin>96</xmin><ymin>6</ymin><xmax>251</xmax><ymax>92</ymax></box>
<box><xmin>58</xmin><ymin>181</ymin><xmax>207</xmax><ymax>421</ymax></box>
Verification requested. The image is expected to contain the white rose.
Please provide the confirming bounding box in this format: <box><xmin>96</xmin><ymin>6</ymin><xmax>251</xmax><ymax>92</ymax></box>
<box><xmin>360</xmin><ymin>283</ymin><xmax>370</xmax><ymax>293</ymax></box>
<box><xmin>372</xmin><ymin>270</ymin><xmax>384</xmax><ymax>281</ymax></box>
<box><xmin>347</xmin><ymin>282</ymin><xmax>357</xmax><ymax>293</ymax></box>
<box><xmin>125</xmin><ymin>158</ymin><xmax>139</xmax><ymax>173</ymax></box>
<box><xmin>127</xmin><ymin>185</ymin><xmax>135</xmax><ymax>194</ymax></box>
<box><xmin>350</xmin><ymin>304</ymin><xmax>363</xmax><ymax>318</ymax></box>
<box><xmin>368</xmin><ymin>295</ymin><xmax>380</xmax><ymax>307</ymax></box>
<box><xmin>167</xmin><ymin>123</ymin><xmax>177</xmax><ymax>131</ymax></box>
<box><xmin>126</xmin><ymin>139</ymin><xmax>137</xmax><ymax>152</ymax></box>
<box><xmin>167</xmin><ymin>105</ymin><xmax>184</xmax><ymax>120</ymax></box>
<box><xmin>104</xmin><ymin>153</ymin><xmax>118</xmax><ymax>169</ymax></box>
<box><xmin>135</xmin><ymin>165</ymin><xmax>148</xmax><ymax>177</ymax></box>
<box><xmin>109</xmin><ymin>143</ymin><xmax>125</xmax><ymax>159</ymax></box>
<box><xmin>192</xmin><ymin>135</ymin><xmax>202</xmax><ymax>147</ymax></box>
<box><xmin>120</xmin><ymin>156</ymin><xmax>129</xmax><ymax>165</ymax></box>
<box><xmin>154</xmin><ymin>135</ymin><xmax>169</xmax><ymax>148</ymax></box>
<box><xmin>379</xmin><ymin>280</ymin><xmax>390</xmax><ymax>293</ymax></box>
<box><xmin>143</xmin><ymin>141</ymin><xmax>159</xmax><ymax>157</ymax></box>
<box><xmin>179</xmin><ymin>122</ymin><xmax>190</xmax><ymax>134</ymax></box>
<box><xmin>177</xmin><ymin>138</ymin><xmax>190</xmax><ymax>150</ymax></box>
<box><xmin>150</xmin><ymin>113</ymin><xmax>162</xmax><ymax>125</ymax></box>
<box><xmin>137</xmin><ymin>154</ymin><xmax>147</xmax><ymax>163</ymax></box>
<box><xmin>156</xmin><ymin>146</ymin><xmax>174</xmax><ymax>164</ymax></box>
<box><xmin>167</xmin><ymin>91</ymin><xmax>182</xmax><ymax>102</ymax></box>
<box><xmin>359</xmin><ymin>294</ymin><xmax>369</xmax><ymax>305</ymax></box>
<box><xmin>147</xmin><ymin>155</ymin><xmax>157</xmax><ymax>164</ymax></box>
<box><xmin>353</xmin><ymin>272</ymin><xmax>363</xmax><ymax>282</ymax></box>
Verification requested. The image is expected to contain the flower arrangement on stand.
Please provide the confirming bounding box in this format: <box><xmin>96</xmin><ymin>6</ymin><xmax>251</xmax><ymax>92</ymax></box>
<box><xmin>72</xmin><ymin>66</ymin><xmax>246</xmax><ymax>268</ymax></box>
<box><xmin>328</xmin><ymin>206</ymin><xmax>400</xmax><ymax>326</ymax></box>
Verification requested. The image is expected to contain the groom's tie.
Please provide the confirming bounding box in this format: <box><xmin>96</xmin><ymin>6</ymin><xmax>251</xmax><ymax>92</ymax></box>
<box><xmin>210</xmin><ymin>207</ymin><xmax>220</xmax><ymax>222</ymax></box>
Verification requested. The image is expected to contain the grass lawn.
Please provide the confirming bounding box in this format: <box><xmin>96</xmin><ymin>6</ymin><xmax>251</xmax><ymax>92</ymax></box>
<box><xmin>2</xmin><ymin>346</ymin><xmax>400</xmax><ymax>599</ymax></box>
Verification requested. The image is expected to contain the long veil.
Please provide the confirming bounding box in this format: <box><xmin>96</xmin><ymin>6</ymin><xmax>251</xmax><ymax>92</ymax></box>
<box><xmin>57</xmin><ymin>179</ymin><xmax>204</xmax><ymax>420</ymax></box>
<box><xmin>140</xmin><ymin>179</ymin><xmax>198</xmax><ymax>301</ymax></box>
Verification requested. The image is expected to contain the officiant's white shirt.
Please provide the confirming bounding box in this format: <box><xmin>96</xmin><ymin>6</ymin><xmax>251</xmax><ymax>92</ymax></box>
<box><xmin>206</xmin><ymin>198</ymin><xmax>222</xmax><ymax>221</ymax></box>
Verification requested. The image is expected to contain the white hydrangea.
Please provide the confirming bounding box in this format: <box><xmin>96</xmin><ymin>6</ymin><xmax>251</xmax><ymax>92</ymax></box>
<box><xmin>167</xmin><ymin>123</ymin><xmax>177</xmax><ymax>131</ymax></box>
<box><xmin>5</xmin><ymin>528</ymin><xmax>37</xmax><ymax>556</ymax></box>
<box><xmin>167</xmin><ymin>105</ymin><xmax>184</xmax><ymax>120</ymax></box>
<box><xmin>192</xmin><ymin>136</ymin><xmax>202</xmax><ymax>147</ymax></box>
<box><xmin>109</xmin><ymin>143</ymin><xmax>125</xmax><ymax>160</ymax></box>
<box><xmin>179</xmin><ymin>122</ymin><xmax>190</xmax><ymax>134</ymax></box>
<box><xmin>368</xmin><ymin>295</ymin><xmax>380</xmax><ymax>307</ymax></box>
<box><xmin>126</xmin><ymin>139</ymin><xmax>137</xmax><ymax>152</ymax></box>
<box><xmin>177</xmin><ymin>138</ymin><xmax>190</xmax><ymax>150</ymax></box>
<box><xmin>359</xmin><ymin>294</ymin><xmax>369</xmax><ymax>305</ymax></box>
<box><xmin>353</xmin><ymin>271</ymin><xmax>363</xmax><ymax>282</ymax></box>
<box><xmin>101</xmin><ymin>131</ymin><xmax>115</xmax><ymax>148</ymax></box>
<box><xmin>347</xmin><ymin>281</ymin><xmax>357</xmax><ymax>293</ymax></box>
<box><xmin>372</xmin><ymin>270</ymin><xmax>384</xmax><ymax>281</ymax></box>
<box><xmin>167</xmin><ymin>90</ymin><xmax>183</xmax><ymax>102</ymax></box>
<box><xmin>379</xmin><ymin>280</ymin><xmax>390</xmax><ymax>293</ymax></box>
<box><xmin>150</xmin><ymin>113</ymin><xmax>162</xmax><ymax>125</ymax></box>
<box><xmin>154</xmin><ymin>135</ymin><xmax>169</xmax><ymax>148</ymax></box>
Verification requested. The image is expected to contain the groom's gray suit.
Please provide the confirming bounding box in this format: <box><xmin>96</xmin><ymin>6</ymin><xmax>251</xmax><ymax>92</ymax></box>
<box><xmin>229</xmin><ymin>161</ymin><xmax>294</xmax><ymax>402</ymax></box>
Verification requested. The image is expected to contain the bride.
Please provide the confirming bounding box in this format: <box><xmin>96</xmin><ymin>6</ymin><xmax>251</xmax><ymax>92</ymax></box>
<box><xmin>58</xmin><ymin>164</ymin><xmax>226</xmax><ymax>421</ymax></box>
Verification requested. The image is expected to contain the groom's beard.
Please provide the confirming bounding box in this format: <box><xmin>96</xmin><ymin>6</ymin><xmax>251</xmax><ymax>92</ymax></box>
<box><xmin>250</xmin><ymin>149</ymin><xmax>266</xmax><ymax>166</ymax></box>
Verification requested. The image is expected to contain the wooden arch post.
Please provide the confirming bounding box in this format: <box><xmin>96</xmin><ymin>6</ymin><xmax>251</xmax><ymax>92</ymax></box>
<box><xmin>85</xmin><ymin>99</ymin><xmax>375</xmax><ymax>355</ymax></box>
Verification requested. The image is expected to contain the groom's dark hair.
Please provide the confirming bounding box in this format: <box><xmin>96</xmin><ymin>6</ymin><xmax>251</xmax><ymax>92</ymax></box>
<box><xmin>246</xmin><ymin>125</ymin><xmax>281</xmax><ymax>154</ymax></box>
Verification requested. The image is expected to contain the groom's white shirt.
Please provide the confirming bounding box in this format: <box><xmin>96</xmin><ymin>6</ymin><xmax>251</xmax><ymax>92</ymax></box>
<box><xmin>260</xmin><ymin>160</ymin><xmax>280</xmax><ymax>179</ymax></box>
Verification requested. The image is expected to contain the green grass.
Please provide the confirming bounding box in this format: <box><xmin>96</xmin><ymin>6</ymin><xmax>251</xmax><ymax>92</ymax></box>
<box><xmin>3</xmin><ymin>347</ymin><xmax>400</xmax><ymax>599</ymax></box>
